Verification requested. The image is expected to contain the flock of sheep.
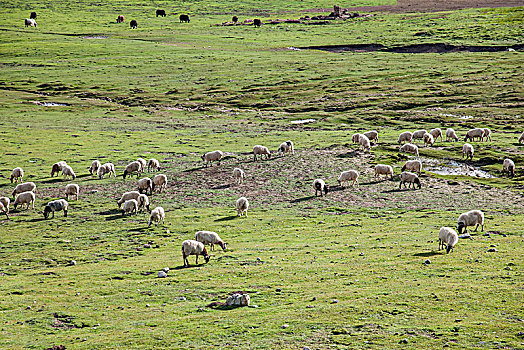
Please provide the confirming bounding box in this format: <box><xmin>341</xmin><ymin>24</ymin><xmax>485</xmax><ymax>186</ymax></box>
<box><xmin>2</xmin><ymin>127</ymin><xmax>522</xmax><ymax>265</ymax></box>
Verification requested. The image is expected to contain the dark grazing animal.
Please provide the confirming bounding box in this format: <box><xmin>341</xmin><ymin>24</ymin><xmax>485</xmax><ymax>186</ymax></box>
<box><xmin>30</xmin><ymin>12</ymin><xmax>37</xmax><ymax>19</ymax></box>
<box><xmin>232</xmin><ymin>16</ymin><xmax>238</xmax><ymax>23</ymax></box>
<box><xmin>130</xmin><ymin>19</ymin><xmax>138</xmax><ymax>29</ymax></box>
<box><xmin>179</xmin><ymin>14</ymin><xmax>190</xmax><ymax>23</ymax></box>
<box><xmin>156</xmin><ymin>9</ymin><xmax>166</xmax><ymax>17</ymax></box>
<box><xmin>253</xmin><ymin>18</ymin><xmax>261</xmax><ymax>27</ymax></box>
<box><xmin>117</xmin><ymin>15</ymin><xmax>125</xmax><ymax>23</ymax></box>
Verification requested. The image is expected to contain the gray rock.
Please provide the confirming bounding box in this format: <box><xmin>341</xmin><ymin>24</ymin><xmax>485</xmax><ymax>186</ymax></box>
<box><xmin>157</xmin><ymin>271</ymin><xmax>167</xmax><ymax>278</ymax></box>
<box><xmin>144</xmin><ymin>244</ymin><xmax>151</xmax><ymax>248</ymax></box>
<box><xmin>69</xmin><ymin>260</ymin><xmax>77</xmax><ymax>266</ymax></box>
<box><xmin>226</xmin><ymin>293</ymin><xmax>250</xmax><ymax>307</ymax></box>
<box><xmin>359</xmin><ymin>252</ymin><xmax>364</xmax><ymax>256</ymax></box>
<box><xmin>281</xmin><ymin>324</ymin><xmax>289</xmax><ymax>329</ymax></box>
<box><xmin>424</xmin><ymin>259</ymin><xmax>431</xmax><ymax>265</ymax></box>
<box><xmin>89</xmin><ymin>190</ymin><xmax>99</xmax><ymax>194</ymax></box>
<box><xmin>304</xmin><ymin>347</ymin><xmax>311</xmax><ymax>350</ymax></box>
<box><xmin>487</xmin><ymin>248</ymin><xmax>498</xmax><ymax>252</ymax></box>
<box><xmin>458</xmin><ymin>234</ymin><xmax>470</xmax><ymax>239</ymax></box>
<box><xmin>163</xmin><ymin>267</ymin><xmax>169</xmax><ymax>272</ymax></box>
<box><xmin>179</xmin><ymin>297</ymin><xmax>186</xmax><ymax>301</ymax></box>
<box><xmin>400</xmin><ymin>338</ymin><xmax>408</xmax><ymax>344</ymax></box>
<box><xmin>331</xmin><ymin>299</ymin><xmax>339</xmax><ymax>304</ymax></box>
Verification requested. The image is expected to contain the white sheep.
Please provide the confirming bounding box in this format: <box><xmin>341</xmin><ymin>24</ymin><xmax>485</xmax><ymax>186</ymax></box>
<box><xmin>88</xmin><ymin>160</ymin><xmax>101</xmax><ymax>175</ymax></box>
<box><xmin>13</xmin><ymin>191</ymin><xmax>35</xmax><ymax>210</ymax></box>
<box><xmin>313</xmin><ymin>179</ymin><xmax>328</xmax><ymax>197</ymax></box>
<box><xmin>364</xmin><ymin>130</ymin><xmax>379</xmax><ymax>143</ymax></box>
<box><xmin>278</xmin><ymin>140</ymin><xmax>295</xmax><ymax>156</ymax></box>
<box><xmin>148</xmin><ymin>206</ymin><xmax>165</xmax><ymax>227</ymax></box>
<box><xmin>399</xmin><ymin>143</ymin><xmax>419</xmax><ymax>158</ymax></box>
<box><xmin>138</xmin><ymin>177</ymin><xmax>153</xmax><ymax>195</ymax></box>
<box><xmin>352</xmin><ymin>133</ymin><xmax>362</xmax><ymax>144</ymax></box>
<box><xmin>502</xmin><ymin>158</ymin><xmax>515</xmax><ymax>177</ymax></box>
<box><xmin>123</xmin><ymin>161</ymin><xmax>142</xmax><ymax>179</ymax></box>
<box><xmin>399</xmin><ymin>171</ymin><xmax>421</xmax><ymax>190</ymax></box>
<box><xmin>65</xmin><ymin>184</ymin><xmax>79</xmax><ymax>200</ymax></box>
<box><xmin>43</xmin><ymin>199</ymin><xmax>68</xmax><ymax>219</ymax></box>
<box><xmin>97</xmin><ymin>162</ymin><xmax>116</xmax><ymax>179</ymax></box>
<box><xmin>62</xmin><ymin>165</ymin><xmax>76</xmax><ymax>180</ymax></box>
<box><xmin>25</xmin><ymin>18</ymin><xmax>37</xmax><ymax>27</ymax></box>
<box><xmin>457</xmin><ymin>210</ymin><xmax>484</xmax><ymax>234</ymax></box>
<box><xmin>195</xmin><ymin>230</ymin><xmax>227</xmax><ymax>251</ymax></box>
<box><xmin>462</xmin><ymin>143</ymin><xmax>474</xmax><ymax>161</ymax></box>
<box><xmin>147</xmin><ymin>158</ymin><xmax>160</xmax><ymax>172</ymax></box>
<box><xmin>152</xmin><ymin>174</ymin><xmax>168</xmax><ymax>193</ymax></box>
<box><xmin>137</xmin><ymin>194</ymin><xmax>151</xmax><ymax>212</ymax></box>
<box><xmin>253</xmin><ymin>145</ymin><xmax>271</xmax><ymax>161</ymax></box>
<box><xmin>438</xmin><ymin>227</ymin><xmax>459</xmax><ymax>254</ymax></box>
<box><xmin>358</xmin><ymin>134</ymin><xmax>371</xmax><ymax>153</ymax></box>
<box><xmin>483</xmin><ymin>128</ymin><xmax>492</xmax><ymax>142</ymax></box>
<box><xmin>117</xmin><ymin>191</ymin><xmax>140</xmax><ymax>208</ymax></box>
<box><xmin>374</xmin><ymin>164</ymin><xmax>394</xmax><ymax>180</ymax></box>
<box><xmin>429</xmin><ymin>128</ymin><xmax>443</xmax><ymax>142</ymax></box>
<box><xmin>10</xmin><ymin>167</ymin><xmax>24</xmax><ymax>183</ymax></box>
<box><xmin>201</xmin><ymin>150</ymin><xmax>224</xmax><ymax>167</ymax></box>
<box><xmin>464</xmin><ymin>128</ymin><xmax>484</xmax><ymax>142</ymax></box>
<box><xmin>338</xmin><ymin>170</ymin><xmax>359</xmax><ymax>188</ymax></box>
<box><xmin>423</xmin><ymin>132</ymin><xmax>435</xmax><ymax>147</ymax></box>
<box><xmin>412</xmin><ymin>129</ymin><xmax>427</xmax><ymax>140</ymax></box>
<box><xmin>401</xmin><ymin>160</ymin><xmax>422</xmax><ymax>175</ymax></box>
<box><xmin>519</xmin><ymin>131</ymin><xmax>524</xmax><ymax>144</ymax></box>
<box><xmin>236</xmin><ymin>197</ymin><xmax>249</xmax><ymax>217</ymax></box>
<box><xmin>398</xmin><ymin>131</ymin><xmax>413</xmax><ymax>144</ymax></box>
<box><xmin>0</xmin><ymin>201</ymin><xmax>8</xmax><ymax>219</ymax></box>
<box><xmin>12</xmin><ymin>182</ymin><xmax>36</xmax><ymax>198</ymax></box>
<box><xmin>0</xmin><ymin>197</ymin><xmax>10</xmax><ymax>214</ymax></box>
<box><xmin>137</xmin><ymin>158</ymin><xmax>147</xmax><ymax>172</ymax></box>
<box><xmin>51</xmin><ymin>161</ymin><xmax>67</xmax><ymax>177</ymax></box>
<box><xmin>232</xmin><ymin>168</ymin><xmax>245</xmax><ymax>184</ymax></box>
<box><xmin>121</xmin><ymin>199</ymin><xmax>138</xmax><ymax>216</ymax></box>
<box><xmin>446</xmin><ymin>128</ymin><xmax>459</xmax><ymax>142</ymax></box>
<box><xmin>182</xmin><ymin>240</ymin><xmax>210</xmax><ymax>267</ymax></box>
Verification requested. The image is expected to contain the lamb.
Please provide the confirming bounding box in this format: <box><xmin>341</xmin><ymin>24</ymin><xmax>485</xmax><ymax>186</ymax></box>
<box><xmin>438</xmin><ymin>227</ymin><xmax>459</xmax><ymax>254</ymax></box>
<box><xmin>137</xmin><ymin>158</ymin><xmax>147</xmax><ymax>172</ymax></box>
<box><xmin>464</xmin><ymin>128</ymin><xmax>484</xmax><ymax>142</ymax></box>
<box><xmin>138</xmin><ymin>177</ymin><xmax>153</xmax><ymax>195</ymax></box>
<box><xmin>51</xmin><ymin>161</ymin><xmax>67</xmax><ymax>177</ymax></box>
<box><xmin>148</xmin><ymin>207</ymin><xmax>165</xmax><ymax>227</ymax></box>
<box><xmin>117</xmin><ymin>191</ymin><xmax>140</xmax><ymax>208</ymax></box>
<box><xmin>97</xmin><ymin>162</ymin><xmax>116</xmax><ymax>179</ymax></box>
<box><xmin>457</xmin><ymin>210</ymin><xmax>484</xmax><ymax>234</ymax></box>
<box><xmin>483</xmin><ymin>128</ymin><xmax>492</xmax><ymax>142</ymax></box>
<box><xmin>253</xmin><ymin>145</ymin><xmax>271</xmax><ymax>161</ymax></box>
<box><xmin>0</xmin><ymin>197</ymin><xmax>10</xmax><ymax>214</ymax></box>
<box><xmin>43</xmin><ymin>199</ymin><xmax>68</xmax><ymax>219</ymax></box>
<box><xmin>358</xmin><ymin>134</ymin><xmax>371</xmax><ymax>153</ymax></box>
<box><xmin>0</xmin><ymin>202</ymin><xmax>8</xmax><ymax>219</ymax></box>
<box><xmin>65</xmin><ymin>184</ymin><xmax>79</xmax><ymax>200</ymax></box>
<box><xmin>236</xmin><ymin>197</ymin><xmax>249</xmax><ymax>217</ymax></box>
<box><xmin>152</xmin><ymin>174</ymin><xmax>168</xmax><ymax>193</ymax></box>
<box><xmin>61</xmin><ymin>165</ymin><xmax>76</xmax><ymax>180</ymax></box>
<box><xmin>462</xmin><ymin>143</ymin><xmax>474</xmax><ymax>161</ymax></box>
<box><xmin>363</xmin><ymin>130</ymin><xmax>379</xmax><ymax>143</ymax></box>
<box><xmin>412</xmin><ymin>129</ymin><xmax>427</xmax><ymax>140</ymax></box>
<box><xmin>12</xmin><ymin>182</ymin><xmax>36</xmax><ymax>198</ymax></box>
<box><xmin>25</xmin><ymin>18</ymin><xmax>37</xmax><ymax>27</ymax></box>
<box><xmin>123</xmin><ymin>161</ymin><xmax>142</xmax><ymax>179</ymax></box>
<box><xmin>338</xmin><ymin>170</ymin><xmax>359</xmax><ymax>188</ymax></box>
<box><xmin>502</xmin><ymin>158</ymin><xmax>515</xmax><ymax>177</ymax></box>
<box><xmin>88</xmin><ymin>160</ymin><xmax>101</xmax><ymax>175</ymax></box>
<box><xmin>401</xmin><ymin>160</ymin><xmax>422</xmax><ymax>175</ymax></box>
<box><xmin>446</xmin><ymin>128</ymin><xmax>459</xmax><ymax>142</ymax></box>
<box><xmin>182</xmin><ymin>240</ymin><xmax>210</xmax><ymax>267</ymax></box>
<box><xmin>398</xmin><ymin>131</ymin><xmax>413</xmax><ymax>144</ymax></box>
<box><xmin>137</xmin><ymin>194</ymin><xmax>151</xmax><ymax>212</ymax></box>
<box><xmin>232</xmin><ymin>168</ymin><xmax>245</xmax><ymax>184</ymax></box>
<box><xmin>429</xmin><ymin>128</ymin><xmax>443</xmax><ymax>142</ymax></box>
<box><xmin>423</xmin><ymin>132</ymin><xmax>435</xmax><ymax>147</ymax></box>
<box><xmin>147</xmin><ymin>158</ymin><xmax>160</xmax><ymax>172</ymax></box>
<box><xmin>10</xmin><ymin>167</ymin><xmax>24</xmax><ymax>183</ymax></box>
<box><xmin>278</xmin><ymin>140</ymin><xmax>295</xmax><ymax>156</ymax></box>
<box><xmin>201</xmin><ymin>150</ymin><xmax>224</xmax><ymax>167</ymax></box>
<box><xmin>520</xmin><ymin>131</ymin><xmax>524</xmax><ymax>144</ymax></box>
<box><xmin>374</xmin><ymin>164</ymin><xmax>394</xmax><ymax>180</ymax></box>
<box><xmin>13</xmin><ymin>191</ymin><xmax>35</xmax><ymax>210</ymax></box>
<box><xmin>399</xmin><ymin>143</ymin><xmax>419</xmax><ymax>158</ymax></box>
<box><xmin>399</xmin><ymin>171</ymin><xmax>421</xmax><ymax>190</ymax></box>
<box><xmin>352</xmin><ymin>133</ymin><xmax>362</xmax><ymax>144</ymax></box>
<box><xmin>313</xmin><ymin>179</ymin><xmax>328</xmax><ymax>197</ymax></box>
<box><xmin>121</xmin><ymin>199</ymin><xmax>138</xmax><ymax>216</ymax></box>
<box><xmin>195</xmin><ymin>230</ymin><xmax>227</xmax><ymax>251</ymax></box>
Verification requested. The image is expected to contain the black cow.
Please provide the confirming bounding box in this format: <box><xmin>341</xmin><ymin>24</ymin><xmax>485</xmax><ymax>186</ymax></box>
<box><xmin>156</xmin><ymin>9</ymin><xmax>166</xmax><ymax>17</ymax></box>
<box><xmin>30</xmin><ymin>12</ymin><xmax>37</xmax><ymax>19</ymax></box>
<box><xmin>179</xmin><ymin>14</ymin><xmax>190</xmax><ymax>23</ymax></box>
<box><xmin>130</xmin><ymin>19</ymin><xmax>138</xmax><ymax>29</ymax></box>
<box><xmin>253</xmin><ymin>18</ymin><xmax>261</xmax><ymax>27</ymax></box>
<box><xmin>232</xmin><ymin>16</ymin><xmax>238</xmax><ymax>23</ymax></box>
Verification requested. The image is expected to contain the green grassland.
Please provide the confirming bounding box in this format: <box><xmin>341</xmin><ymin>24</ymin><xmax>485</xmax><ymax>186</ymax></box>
<box><xmin>0</xmin><ymin>0</ymin><xmax>523</xmax><ymax>348</ymax></box>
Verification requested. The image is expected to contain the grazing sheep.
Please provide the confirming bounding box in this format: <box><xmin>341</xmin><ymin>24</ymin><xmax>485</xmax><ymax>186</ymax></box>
<box><xmin>253</xmin><ymin>18</ymin><xmax>261</xmax><ymax>27</ymax></box>
<box><xmin>483</xmin><ymin>128</ymin><xmax>492</xmax><ymax>142</ymax></box>
<box><xmin>423</xmin><ymin>132</ymin><xmax>435</xmax><ymax>147</ymax></box>
<box><xmin>464</xmin><ymin>128</ymin><xmax>484</xmax><ymax>142</ymax></box>
<box><xmin>61</xmin><ymin>165</ymin><xmax>76</xmax><ymax>180</ymax></box>
<box><xmin>313</xmin><ymin>179</ymin><xmax>328</xmax><ymax>197</ymax></box>
<box><xmin>519</xmin><ymin>131</ymin><xmax>524</xmax><ymax>144</ymax></box>
<box><xmin>43</xmin><ymin>199</ymin><xmax>68</xmax><ymax>219</ymax></box>
<box><xmin>412</xmin><ymin>129</ymin><xmax>427</xmax><ymax>140</ymax></box>
<box><xmin>147</xmin><ymin>158</ymin><xmax>160</xmax><ymax>172</ymax></box>
<box><xmin>278</xmin><ymin>140</ymin><xmax>295</xmax><ymax>156</ymax></box>
<box><xmin>457</xmin><ymin>210</ymin><xmax>484</xmax><ymax>234</ymax></box>
<box><xmin>30</xmin><ymin>12</ymin><xmax>37</xmax><ymax>19</ymax></box>
<box><xmin>10</xmin><ymin>167</ymin><xmax>24</xmax><ymax>183</ymax></box>
<box><xmin>89</xmin><ymin>160</ymin><xmax>101</xmax><ymax>175</ymax></box>
<box><xmin>179</xmin><ymin>14</ymin><xmax>190</xmax><ymax>23</ymax></box>
<box><xmin>136</xmin><ymin>158</ymin><xmax>147</xmax><ymax>172</ymax></box>
<box><xmin>12</xmin><ymin>182</ymin><xmax>36</xmax><ymax>198</ymax></box>
<box><xmin>0</xmin><ymin>197</ymin><xmax>10</xmax><ymax>214</ymax></box>
<box><xmin>13</xmin><ymin>191</ymin><xmax>35</xmax><ymax>210</ymax></box>
<box><xmin>137</xmin><ymin>194</ymin><xmax>151</xmax><ymax>212</ymax></box>
<box><xmin>51</xmin><ymin>161</ymin><xmax>67</xmax><ymax>177</ymax></box>
<box><xmin>65</xmin><ymin>184</ymin><xmax>79</xmax><ymax>200</ymax></box>
<box><xmin>399</xmin><ymin>171</ymin><xmax>421</xmax><ymax>190</ymax></box>
<box><xmin>363</xmin><ymin>130</ymin><xmax>379</xmax><ymax>143</ymax></box>
<box><xmin>401</xmin><ymin>160</ymin><xmax>422</xmax><ymax>175</ymax></box>
<box><xmin>253</xmin><ymin>145</ymin><xmax>271</xmax><ymax>161</ymax></box>
<box><xmin>201</xmin><ymin>150</ymin><xmax>224</xmax><ymax>167</ymax></box>
<box><xmin>462</xmin><ymin>143</ymin><xmax>474</xmax><ymax>161</ymax></box>
<box><xmin>117</xmin><ymin>15</ymin><xmax>125</xmax><ymax>23</ymax></box>
<box><xmin>438</xmin><ymin>227</ymin><xmax>459</xmax><ymax>254</ymax></box>
<box><xmin>138</xmin><ymin>177</ymin><xmax>153</xmax><ymax>195</ymax></box>
<box><xmin>232</xmin><ymin>16</ymin><xmax>238</xmax><ymax>23</ymax></box>
<box><xmin>182</xmin><ymin>240</ymin><xmax>210</xmax><ymax>267</ymax></box>
<box><xmin>352</xmin><ymin>133</ymin><xmax>362</xmax><ymax>144</ymax></box>
<box><xmin>374</xmin><ymin>164</ymin><xmax>394</xmax><ymax>180</ymax></box>
<box><xmin>97</xmin><ymin>162</ymin><xmax>116</xmax><ymax>179</ymax></box>
<box><xmin>446</xmin><ymin>128</ymin><xmax>459</xmax><ymax>142</ymax></box>
<box><xmin>398</xmin><ymin>131</ymin><xmax>413</xmax><ymax>144</ymax></box>
<box><xmin>502</xmin><ymin>158</ymin><xmax>515</xmax><ymax>177</ymax></box>
<box><xmin>236</xmin><ymin>197</ymin><xmax>249</xmax><ymax>217</ymax></box>
<box><xmin>399</xmin><ymin>143</ymin><xmax>420</xmax><ymax>158</ymax></box>
<box><xmin>130</xmin><ymin>19</ymin><xmax>138</xmax><ymax>29</ymax></box>
<box><xmin>25</xmin><ymin>18</ymin><xmax>37</xmax><ymax>27</ymax></box>
<box><xmin>121</xmin><ymin>199</ymin><xmax>138</xmax><ymax>216</ymax></box>
<box><xmin>152</xmin><ymin>174</ymin><xmax>168</xmax><ymax>193</ymax></box>
<box><xmin>0</xmin><ymin>202</ymin><xmax>8</xmax><ymax>219</ymax></box>
<box><xmin>195</xmin><ymin>230</ymin><xmax>227</xmax><ymax>251</ymax></box>
<box><xmin>117</xmin><ymin>191</ymin><xmax>140</xmax><ymax>208</ymax></box>
<box><xmin>148</xmin><ymin>207</ymin><xmax>165</xmax><ymax>227</ymax></box>
<box><xmin>232</xmin><ymin>168</ymin><xmax>245</xmax><ymax>184</ymax></box>
<box><xmin>156</xmin><ymin>9</ymin><xmax>166</xmax><ymax>17</ymax></box>
<box><xmin>429</xmin><ymin>128</ymin><xmax>443</xmax><ymax>142</ymax></box>
<box><xmin>358</xmin><ymin>134</ymin><xmax>371</xmax><ymax>152</ymax></box>
<box><xmin>338</xmin><ymin>170</ymin><xmax>359</xmax><ymax>188</ymax></box>
<box><xmin>123</xmin><ymin>161</ymin><xmax>142</xmax><ymax>179</ymax></box>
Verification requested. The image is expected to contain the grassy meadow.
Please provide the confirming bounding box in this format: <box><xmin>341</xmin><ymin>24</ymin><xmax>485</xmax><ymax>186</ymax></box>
<box><xmin>0</xmin><ymin>0</ymin><xmax>523</xmax><ymax>348</ymax></box>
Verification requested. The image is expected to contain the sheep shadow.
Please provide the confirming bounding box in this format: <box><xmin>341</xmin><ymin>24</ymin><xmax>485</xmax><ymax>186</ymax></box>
<box><xmin>290</xmin><ymin>195</ymin><xmax>317</xmax><ymax>203</ymax></box>
<box><xmin>172</xmin><ymin>264</ymin><xmax>207</xmax><ymax>270</ymax></box>
<box><xmin>413</xmin><ymin>251</ymin><xmax>443</xmax><ymax>257</ymax></box>
<box><xmin>105</xmin><ymin>214</ymin><xmax>125</xmax><ymax>221</ymax></box>
<box><xmin>382</xmin><ymin>187</ymin><xmax>419</xmax><ymax>193</ymax></box>
<box><xmin>336</xmin><ymin>150</ymin><xmax>358</xmax><ymax>158</ymax></box>
<box><xmin>214</xmin><ymin>215</ymin><xmax>238</xmax><ymax>222</ymax></box>
<box><xmin>98</xmin><ymin>209</ymin><xmax>120</xmax><ymax>215</ymax></box>
<box><xmin>28</xmin><ymin>217</ymin><xmax>46</xmax><ymax>222</ymax></box>
<box><xmin>211</xmin><ymin>184</ymin><xmax>231</xmax><ymax>190</ymax></box>
<box><xmin>127</xmin><ymin>227</ymin><xmax>148</xmax><ymax>233</ymax></box>
<box><xmin>40</xmin><ymin>178</ymin><xmax>66</xmax><ymax>184</ymax></box>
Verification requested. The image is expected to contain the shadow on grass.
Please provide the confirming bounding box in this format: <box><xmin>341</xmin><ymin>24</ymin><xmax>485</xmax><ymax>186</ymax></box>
<box><xmin>127</xmin><ymin>227</ymin><xmax>148</xmax><ymax>233</ymax></box>
<box><xmin>290</xmin><ymin>195</ymin><xmax>316</xmax><ymax>203</ymax></box>
<box><xmin>172</xmin><ymin>263</ymin><xmax>208</xmax><ymax>270</ymax></box>
<box><xmin>98</xmin><ymin>209</ymin><xmax>120</xmax><ymax>215</ymax></box>
<box><xmin>413</xmin><ymin>251</ymin><xmax>443</xmax><ymax>257</ymax></box>
<box><xmin>211</xmin><ymin>184</ymin><xmax>231</xmax><ymax>190</ymax></box>
<box><xmin>336</xmin><ymin>150</ymin><xmax>358</xmax><ymax>158</ymax></box>
<box><xmin>214</xmin><ymin>215</ymin><xmax>238</xmax><ymax>222</ymax></box>
<box><xmin>382</xmin><ymin>187</ymin><xmax>419</xmax><ymax>193</ymax></box>
<box><xmin>105</xmin><ymin>214</ymin><xmax>124</xmax><ymax>221</ymax></box>
<box><xmin>27</xmin><ymin>217</ymin><xmax>46</xmax><ymax>222</ymax></box>
<box><xmin>40</xmin><ymin>178</ymin><xmax>65</xmax><ymax>184</ymax></box>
